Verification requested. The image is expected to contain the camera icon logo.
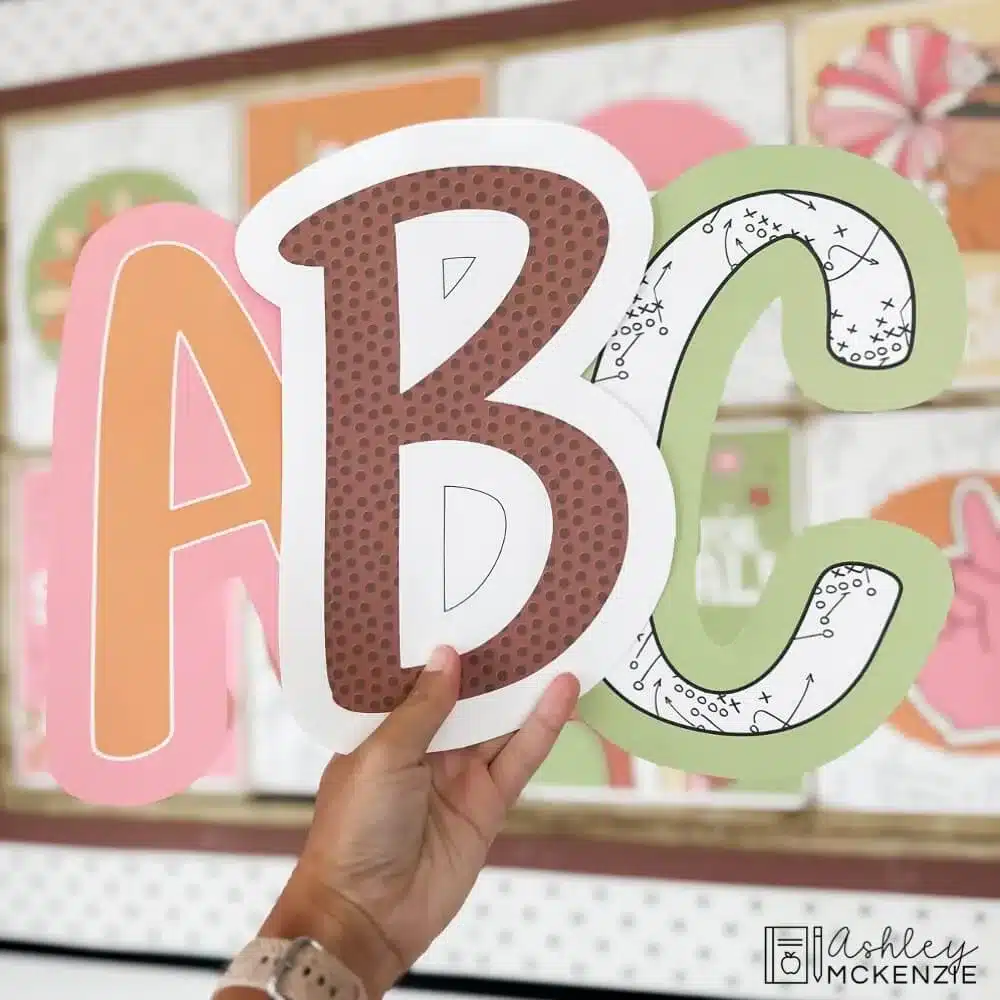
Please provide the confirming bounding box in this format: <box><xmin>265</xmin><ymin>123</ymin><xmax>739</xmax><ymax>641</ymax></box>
<box><xmin>764</xmin><ymin>926</ymin><xmax>824</xmax><ymax>985</ymax></box>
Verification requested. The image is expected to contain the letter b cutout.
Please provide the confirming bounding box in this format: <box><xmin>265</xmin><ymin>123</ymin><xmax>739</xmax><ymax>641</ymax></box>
<box><xmin>237</xmin><ymin>118</ymin><xmax>675</xmax><ymax>753</ymax></box>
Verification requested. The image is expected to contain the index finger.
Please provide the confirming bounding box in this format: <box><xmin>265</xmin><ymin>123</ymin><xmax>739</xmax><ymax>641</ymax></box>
<box><xmin>363</xmin><ymin>645</ymin><xmax>461</xmax><ymax>768</ymax></box>
<box><xmin>488</xmin><ymin>673</ymin><xmax>580</xmax><ymax>807</ymax></box>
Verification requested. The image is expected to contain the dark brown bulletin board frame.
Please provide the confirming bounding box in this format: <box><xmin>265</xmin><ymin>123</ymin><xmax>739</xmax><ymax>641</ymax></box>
<box><xmin>1</xmin><ymin>0</ymin><xmax>999</xmax><ymax>898</ymax></box>
<box><xmin>2</xmin><ymin>798</ymin><xmax>1000</xmax><ymax>898</ymax></box>
<box><xmin>0</xmin><ymin>0</ymin><xmax>807</xmax><ymax>115</ymax></box>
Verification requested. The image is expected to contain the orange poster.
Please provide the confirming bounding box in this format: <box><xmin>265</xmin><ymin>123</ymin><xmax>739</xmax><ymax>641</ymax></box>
<box><xmin>875</xmin><ymin>475</ymin><xmax>1000</xmax><ymax>756</ymax></box>
<box><xmin>245</xmin><ymin>71</ymin><xmax>484</xmax><ymax>207</ymax></box>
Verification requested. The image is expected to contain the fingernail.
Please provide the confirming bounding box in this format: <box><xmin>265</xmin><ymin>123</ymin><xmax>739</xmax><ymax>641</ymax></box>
<box><xmin>425</xmin><ymin>645</ymin><xmax>453</xmax><ymax>672</ymax></box>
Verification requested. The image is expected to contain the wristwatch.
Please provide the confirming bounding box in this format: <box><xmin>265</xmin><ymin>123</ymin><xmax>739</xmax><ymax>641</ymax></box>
<box><xmin>212</xmin><ymin>937</ymin><xmax>367</xmax><ymax>999</ymax></box>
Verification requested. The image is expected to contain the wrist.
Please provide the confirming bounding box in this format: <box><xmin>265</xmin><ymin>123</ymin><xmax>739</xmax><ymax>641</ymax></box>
<box><xmin>259</xmin><ymin>867</ymin><xmax>403</xmax><ymax>999</ymax></box>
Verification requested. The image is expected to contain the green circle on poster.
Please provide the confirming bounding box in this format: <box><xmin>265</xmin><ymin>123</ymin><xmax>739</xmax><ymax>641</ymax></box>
<box><xmin>26</xmin><ymin>170</ymin><xmax>198</xmax><ymax>361</ymax></box>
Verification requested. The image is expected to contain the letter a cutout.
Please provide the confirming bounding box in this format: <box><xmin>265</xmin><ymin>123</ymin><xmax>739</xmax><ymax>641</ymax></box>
<box><xmin>47</xmin><ymin>203</ymin><xmax>282</xmax><ymax>806</ymax></box>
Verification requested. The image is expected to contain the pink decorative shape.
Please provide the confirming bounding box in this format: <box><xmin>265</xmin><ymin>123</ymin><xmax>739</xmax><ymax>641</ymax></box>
<box><xmin>14</xmin><ymin>462</ymin><xmax>246</xmax><ymax>784</ymax></box>
<box><xmin>578</xmin><ymin>98</ymin><xmax>750</xmax><ymax>191</ymax></box>
<box><xmin>808</xmin><ymin>23</ymin><xmax>991</xmax><ymax>182</ymax></box>
<box><xmin>46</xmin><ymin>202</ymin><xmax>281</xmax><ymax>806</ymax></box>
<box><xmin>912</xmin><ymin>480</ymin><xmax>1000</xmax><ymax>746</ymax></box>
<box><xmin>711</xmin><ymin>449</ymin><xmax>742</xmax><ymax>476</ymax></box>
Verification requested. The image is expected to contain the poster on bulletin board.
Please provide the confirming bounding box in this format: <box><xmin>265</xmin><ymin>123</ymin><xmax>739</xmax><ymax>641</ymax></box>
<box><xmin>809</xmin><ymin>408</ymin><xmax>1000</xmax><ymax>814</ymax></box>
<box><xmin>3</xmin><ymin>100</ymin><xmax>238</xmax><ymax>452</ymax></box>
<box><xmin>244</xmin><ymin>70</ymin><xmax>484</xmax><ymax>207</ymax></box>
<box><xmin>795</xmin><ymin>0</ymin><xmax>1000</xmax><ymax>389</ymax></box>
<box><xmin>497</xmin><ymin>21</ymin><xmax>795</xmax><ymax>405</ymax></box>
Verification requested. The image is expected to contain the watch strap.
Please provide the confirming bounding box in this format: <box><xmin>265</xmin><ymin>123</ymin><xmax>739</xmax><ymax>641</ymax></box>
<box><xmin>213</xmin><ymin>937</ymin><xmax>366</xmax><ymax>999</ymax></box>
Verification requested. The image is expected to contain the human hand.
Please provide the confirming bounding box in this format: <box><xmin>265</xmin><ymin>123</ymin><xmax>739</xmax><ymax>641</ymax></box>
<box><xmin>259</xmin><ymin>646</ymin><xmax>580</xmax><ymax>998</ymax></box>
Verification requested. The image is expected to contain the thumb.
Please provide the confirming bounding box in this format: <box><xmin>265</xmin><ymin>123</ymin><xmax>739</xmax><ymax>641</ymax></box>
<box><xmin>363</xmin><ymin>646</ymin><xmax>461</xmax><ymax>768</ymax></box>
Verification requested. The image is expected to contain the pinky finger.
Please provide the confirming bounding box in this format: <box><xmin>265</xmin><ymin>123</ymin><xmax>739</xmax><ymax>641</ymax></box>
<box><xmin>488</xmin><ymin>673</ymin><xmax>580</xmax><ymax>808</ymax></box>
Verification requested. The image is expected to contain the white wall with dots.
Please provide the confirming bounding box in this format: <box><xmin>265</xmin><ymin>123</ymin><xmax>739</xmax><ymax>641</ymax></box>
<box><xmin>0</xmin><ymin>0</ymin><xmax>560</xmax><ymax>90</ymax></box>
<box><xmin>0</xmin><ymin>842</ymin><xmax>994</xmax><ymax>999</ymax></box>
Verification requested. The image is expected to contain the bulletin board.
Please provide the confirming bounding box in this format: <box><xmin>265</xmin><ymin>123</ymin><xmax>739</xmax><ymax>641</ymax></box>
<box><xmin>1</xmin><ymin>0</ymin><xmax>999</xmax><ymax>904</ymax></box>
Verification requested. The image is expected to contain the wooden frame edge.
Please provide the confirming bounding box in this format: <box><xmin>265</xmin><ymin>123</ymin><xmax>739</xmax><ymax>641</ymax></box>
<box><xmin>2</xmin><ymin>806</ymin><xmax>1000</xmax><ymax>898</ymax></box>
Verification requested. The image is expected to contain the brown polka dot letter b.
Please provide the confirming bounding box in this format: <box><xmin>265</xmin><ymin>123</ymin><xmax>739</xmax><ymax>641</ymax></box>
<box><xmin>236</xmin><ymin>119</ymin><xmax>673</xmax><ymax>752</ymax></box>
